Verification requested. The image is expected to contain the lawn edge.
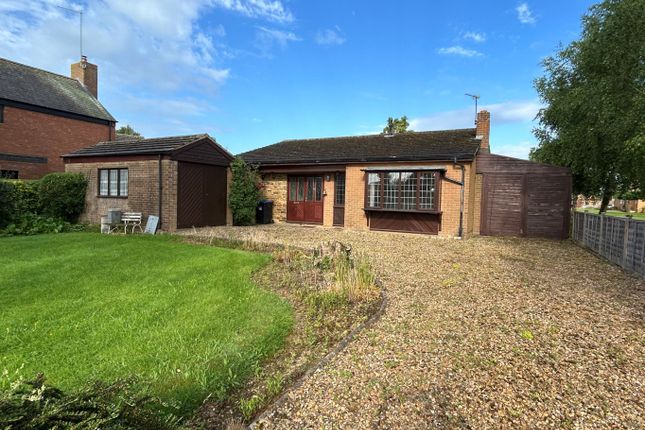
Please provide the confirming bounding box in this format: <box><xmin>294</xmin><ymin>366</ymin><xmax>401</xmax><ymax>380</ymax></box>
<box><xmin>248</xmin><ymin>278</ymin><xmax>388</xmax><ymax>429</ymax></box>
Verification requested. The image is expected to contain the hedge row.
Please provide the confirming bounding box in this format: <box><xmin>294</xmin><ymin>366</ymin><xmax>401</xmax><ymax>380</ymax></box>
<box><xmin>0</xmin><ymin>173</ymin><xmax>88</xmax><ymax>231</ymax></box>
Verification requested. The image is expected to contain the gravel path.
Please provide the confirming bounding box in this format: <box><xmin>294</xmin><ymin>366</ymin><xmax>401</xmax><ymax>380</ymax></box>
<box><xmin>181</xmin><ymin>225</ymin><xmax>645</xmax><ymax>429</ymax></box>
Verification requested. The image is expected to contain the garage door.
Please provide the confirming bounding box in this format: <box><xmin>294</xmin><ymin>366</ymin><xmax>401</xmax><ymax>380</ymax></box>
<box><xmin>177</xmin><ymin>162</ymin><xmax>227</xmax><ymax>228</ymax></box>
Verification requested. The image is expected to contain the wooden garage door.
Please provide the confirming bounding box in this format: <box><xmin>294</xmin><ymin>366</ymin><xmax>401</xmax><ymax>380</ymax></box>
<box><xmin>177</xmin><ymin>162</ymin><xmax>227</xmax><ymax>229</ymax></box>
<box><xmin>481</xmin><ymin>173</ymin><xmax>570</xmax><ymax>239</ymax></box>
<box><xmin>481</xmin><ymin>174</ymin><xmax>525</xmax><ymax>236</ymax></box>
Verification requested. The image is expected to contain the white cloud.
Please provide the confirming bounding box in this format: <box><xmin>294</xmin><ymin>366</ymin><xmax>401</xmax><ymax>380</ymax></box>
<box><xmin>437</xmin><ymin>45</ymin><xmax>483</xmax><ymax>57</ymax></box>
<box><xmin>0</xmin><ymin>0</ymin><xmax>231</xmax><ymax>95</ymax></box>
<box><xmin>494</xmin><ymin>141</ymin><xmax>536</xmax><ymax>160</ymax></box>
<box><xmin>516</xmin><ymin>3</ymin><xmax>536</xmax><ymax>24</ymax></box>
<box><xmin>211</xmin><ymin>0</ymin><xmax>294</xmax><ymax>23</ymax></box>
<box><xmin>463</xmin><ymin>31</ymin><xmax>486</xmax><ymax>43</ymax></box>
<box><xmin>409</xmin><ymin>100</ymin><xmax>542</xmax><ymax>131</ymax></box>
<box><xmin>254</xmin><ymin>26</ymin><xmax>301</xmax><ymax>55</ymax></box>
<box><xmin>315</xmin><ymin>26</ymin><xmax>346</xmax><ymax>46</ymax></box>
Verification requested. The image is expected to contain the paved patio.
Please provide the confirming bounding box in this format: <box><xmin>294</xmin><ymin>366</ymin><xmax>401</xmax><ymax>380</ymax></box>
<box><xmin>182</xmin><ymin>224</ymin><xmax>645</xmax><ymax>429</ymax></box>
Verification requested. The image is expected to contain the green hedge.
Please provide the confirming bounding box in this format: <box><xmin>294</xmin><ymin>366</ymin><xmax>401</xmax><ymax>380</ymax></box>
<box><xmin>0</xmin><ymin>173</ymin><xmax>88</xmax><ymax>232</ymax></box>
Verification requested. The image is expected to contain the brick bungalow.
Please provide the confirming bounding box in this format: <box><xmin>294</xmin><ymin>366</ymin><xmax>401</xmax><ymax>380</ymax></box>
<box><xmin>242</xmin><ymin>111</ymin><xmax>572</xmax><ymax>238</ymax></box>
<box><xmin>0</xmin><ymin>56</ymin><xmax>115</xmax><ymax>179</ymax></box>
<box><xmin>63</xmin><ymin>134</ymin><xmax>233</xmax><ymax>231</ymax></box>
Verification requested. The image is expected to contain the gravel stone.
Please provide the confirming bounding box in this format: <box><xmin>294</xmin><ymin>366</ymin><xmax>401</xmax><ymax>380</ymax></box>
<box><xmin>180</xmin><ymin>225</ymin><xmax>645</xmax><ymax>429</ymax></box>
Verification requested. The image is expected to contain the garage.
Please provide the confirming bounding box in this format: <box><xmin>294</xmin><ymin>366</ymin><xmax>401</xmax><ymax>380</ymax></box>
<box><xmin>64</xmin><ymin>134</ymin><xmax>233</xmax><ymax>231</ymax></box>
<box><xmin>477</xmin><ymin>152</ymin><xmax>572</xmax><ymax>239</ymax></box>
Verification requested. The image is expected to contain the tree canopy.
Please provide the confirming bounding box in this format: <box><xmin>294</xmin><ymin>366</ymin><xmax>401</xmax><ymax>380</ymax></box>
<box><xmin>116</xmin><ymin>124</ymin><xmax>142</xmax><ymax>137</ymax></box>
<box><xmin>530</xmin><ymin>0</ymin><xmax>645</xmax><ymax>210</ymax></box>
<box><xmin>382</xmin><ymin>116</ymin><xmax>411</xmax><ymax>134</ymax></box>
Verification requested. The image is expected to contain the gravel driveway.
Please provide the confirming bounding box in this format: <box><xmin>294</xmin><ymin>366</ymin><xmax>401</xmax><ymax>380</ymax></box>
<box><xmin>181</xmin><ymin>225</ymin><xmax>645</xmax><ymax>429</ymax></box>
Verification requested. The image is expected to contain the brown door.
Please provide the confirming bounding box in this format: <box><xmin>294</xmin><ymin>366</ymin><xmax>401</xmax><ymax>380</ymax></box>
<box><xmin>287</xmin><ymin>176</ymin><xmax>323</xmax><ymax>224</ymax></box>
<box><xmin>177</xmin><ymin>162</ymin><xmax>227</xmax><ymax>228</ymax></box>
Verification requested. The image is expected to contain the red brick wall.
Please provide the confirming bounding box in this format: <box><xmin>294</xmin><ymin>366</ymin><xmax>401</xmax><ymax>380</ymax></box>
<box><xmin>0</xmin><ymin>106</ymin><xmax>114</xmax><ymax>179</ymax></box>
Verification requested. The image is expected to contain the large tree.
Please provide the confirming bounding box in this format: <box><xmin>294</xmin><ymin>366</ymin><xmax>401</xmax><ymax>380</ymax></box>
<box><xmin>530</xmin><ymin>0</ymin><xmax>645</xmax><ymax>212</ymax></box>
<box><xmin>382</xmin><ymin>116</ymin><xmax>411</xmax><ymax>134</ymax></box>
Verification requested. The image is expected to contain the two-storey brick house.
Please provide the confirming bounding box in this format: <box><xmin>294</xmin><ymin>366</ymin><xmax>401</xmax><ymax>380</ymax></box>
<box><xmin>0</xmin><ymin>56</ymin><xmax>116</xmax><ymax>179</ymax></box>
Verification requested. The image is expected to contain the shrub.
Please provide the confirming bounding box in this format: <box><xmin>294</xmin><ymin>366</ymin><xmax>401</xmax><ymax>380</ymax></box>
<box><xmin>0</xmin><ymin>181</ymin><xmax>14</xmax><ymax>228</ymax></box>
<box><xmin>229</xmin><ymin>158</ymin><xmax>262</xmax><ymax>226</ymax></box>
<box><xmin>38</xmin><ymin>173</ymin><xmax>87</xmax><ymax>223</ymax></box>
<box><xmin>0</xmin><ymin>371</ymin><xmax>179</xmax><ymax>429</ymax></box>
<box><xmin>0</xmin><ymin>214</ymin><xmax>72</xmax><ymax>236</ymax></box>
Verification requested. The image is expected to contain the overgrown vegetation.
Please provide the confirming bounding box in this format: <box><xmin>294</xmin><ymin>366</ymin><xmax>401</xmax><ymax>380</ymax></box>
<box><xmin>229</xmin><ymin>158</ymin><xmax>263</xmax><ymax>226</ymax></box>
<box><xmin>0</xmin><ymin>234</ymin><xmax>293</xmax><ymax>419</ymax></box>
<box><xmin>188</xmin><ymin>237</ymin><xmax>381</xmax><ymax>427</ymax></box>
<box><xmin>0</xmin><ymin>173</ymin><xmax>88</xmax><ymax>234</ymax></box>
<box><xmin>0</xmin><ymin>370</ymin><xmax>178</xmax><ymax>430</ymax></box>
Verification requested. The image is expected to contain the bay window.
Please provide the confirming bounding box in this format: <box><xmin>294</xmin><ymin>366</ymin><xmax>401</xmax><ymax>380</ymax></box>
<box><xmin>365</xmin><ymin>170</ymin><xmax>440</xmax><ymax>212</ymax></box>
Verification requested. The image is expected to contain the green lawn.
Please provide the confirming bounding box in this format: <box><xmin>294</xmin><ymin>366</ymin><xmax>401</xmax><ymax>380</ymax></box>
<box><xmin>0</xmin><ymin>233</ymin><xmax>292</xmax><ymax>413</ymax></box>
<box><xmin>576</xmin><ymin>208</ymin><xmax>645</xmax><ymax>220</ymax></box>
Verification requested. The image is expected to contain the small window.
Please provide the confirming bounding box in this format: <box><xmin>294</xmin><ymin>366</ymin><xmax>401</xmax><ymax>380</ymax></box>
<box><xmin>0</xmin><ymin>105</ymin><xmax>4</xmax><ymax>123</ymax></box>
<box><xmin>334</xmin><ymin>172</ymin><xmax>345</xmax><ymax>206</ymax></box>
<box><xmin>98</xmin><ymin>168</ymin><xmax>128</xmax><ymax>197</ymax></box>
<box><xmin>1</xmin><ymin>169</ymin><xmax>18</xmax><ymax>179</ymax></box>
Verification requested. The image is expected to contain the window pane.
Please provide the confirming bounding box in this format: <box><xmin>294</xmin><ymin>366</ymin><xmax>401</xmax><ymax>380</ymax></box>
<box><xmin>367</xmin><ymin>173</ymin><xmax>381</xmax><ymax>208</ymax></box>
<box><xmin>306</xmin><ymin>177</ymin><xmax>314</xmax><ymax>201</ymax></box>
<box><xmin>400</xmin><ymin>172</ymin><xmax>416</xmax><ymax>210</ymax></box>
<box><xmin>99</xmin><ymin>170</ymin><xmax>108</xmax><ymax>196</ymax></box>
<box><xmin>384</xmin><ymin>172</ymin><xmax>399</xmax><ymax>209</ymax></box>
<box><xmin>297</xmin><ymin>177</ymin><xmax>305</xmax><ymax>201</ymax></box>
<box><xmin>119</xmin><ymin>169</ymin><xmax>128</xmax><ymax>196</ymax></box>
<box><xmin>419</xmin><ymin>173</ymin><xmax>436</xmax><ymax>209</ymax></box>
<box><xmin>109</xmin><ymin>169</ymin><xmax>118</xmax><ymax>196</ymax></box>
<box><xmin>289</xmin><ymin>177</ymin><xmax>297</xmax><ymax>201</ymax></box>
<box><xmin>334</xmin><ymin>173</ymin><xmax>345</xmax><ymax>206</ymax></box>
<box><xmin>315</xmin><ymin>177</ymin><xmax>322</xmax><ymax>201</ymax></box>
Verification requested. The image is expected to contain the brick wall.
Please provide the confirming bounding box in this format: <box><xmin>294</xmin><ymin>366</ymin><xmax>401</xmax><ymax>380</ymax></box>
<box><xmin>0</xmin><ymin>106</ymin><xmax>114</xmax><ymax>179</ymax></box>
<box><xmin>262</xmin><ymin>174</ymin><xmax>287</xmax><ymax>222</ymax></box>
<box><xmin>65</xmin><ymin>159</ymin><xmax>178</xmax><ymax>231</ymax></box>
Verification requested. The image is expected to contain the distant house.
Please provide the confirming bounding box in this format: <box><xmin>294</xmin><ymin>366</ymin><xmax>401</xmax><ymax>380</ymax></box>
<box><xmin>241</xmin><ymin>111</ymin><xmax>572</xmax><ymax>238</ymax></box>
<box><xmin>0</xmin><ymin>56</ymin><xmax>116</xmax><ymax>179</ymax></box>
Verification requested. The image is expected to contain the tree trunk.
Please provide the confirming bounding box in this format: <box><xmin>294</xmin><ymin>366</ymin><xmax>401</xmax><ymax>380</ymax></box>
<box><xmin>599</xmin><ymin>188</ymin><xmax>613</xmax><ymax>213</ymax></box>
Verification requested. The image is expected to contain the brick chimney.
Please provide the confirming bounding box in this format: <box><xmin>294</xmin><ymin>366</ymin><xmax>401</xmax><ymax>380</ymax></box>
<box><xmin>71</xmin><ymin>56</ymin><xmax>98</xmax><ymax>98</ymax></box>
<box><xmin>476</xmin><ymin>110</ymin><xmax>490</xmax><ymax>153</ymax></box>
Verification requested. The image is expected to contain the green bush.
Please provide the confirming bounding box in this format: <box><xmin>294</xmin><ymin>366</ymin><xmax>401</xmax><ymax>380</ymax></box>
<box><xmin>229</xmin><ymin>158</ymin><xmax>263</xmax><ymax>226</ymax></box>
<box><xmin>10</xmin><ymin>180</ymin><xmax>41</xmax><ymax>214</ymax></box>
<box><xmin>38</xmin><ymin>173</ymin><xmax>87</xmax><ymax>223</ymax></box>
<box><xmin>0</xmin><ymin>371</ymin><xmax>179</xmax><ymax>429</ymax></box>
<box><xmin>0</xmin><ymin>214</ymin><xmax>71</xmax><ymax>236</ymax></box>
<box><xmin>0</xmin><ymin>181</ymin><xmax>14</xmax><ymax>228</ymax></box>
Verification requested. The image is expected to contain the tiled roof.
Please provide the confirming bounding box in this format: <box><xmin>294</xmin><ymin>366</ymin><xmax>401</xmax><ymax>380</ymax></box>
<box><xmin>240</xmin><ymin>129</ymin><xmax>481</xmax><ymax>165</ymax></box>
<box><xmin>0</xmin><ymin>57</ymin><xmax>115</xmax><ymax>122</ymax></box>
<box><xmin>63</xmin><ymin>134</ymin><xmax>209</xmax><ymax>157</ymax></box>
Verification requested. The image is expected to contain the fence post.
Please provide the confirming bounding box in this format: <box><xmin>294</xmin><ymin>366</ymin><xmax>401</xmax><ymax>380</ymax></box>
<box><xmin>623</xmin><ymin>218</ymin><xmax>630</xmax><ymax>269</ymax></box>
<box><xmin>598</xmin><ymin>214</ymin><xmax>605</xmax><ymax>255</ymax></box>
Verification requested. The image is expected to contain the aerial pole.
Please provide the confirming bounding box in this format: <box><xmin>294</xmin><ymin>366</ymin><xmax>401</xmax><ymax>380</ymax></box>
<box><xmin>57</xmin><ymin>5</ymin><xmax>83</xmax><ymax>59</ymax></box>
<box><xmin>465</xmin><ymin>93</ymin><xmax>480</xmax><ymax>125</ymax></box>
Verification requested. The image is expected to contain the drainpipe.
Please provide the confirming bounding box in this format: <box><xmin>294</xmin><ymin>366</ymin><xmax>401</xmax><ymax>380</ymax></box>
<box><xmin>453</xmin><ymin>157</ymin><xmax>466</xmax><ymax>238</ymax></box>
<box><xmin>158</xmin><ymin>154</ymin><xmax>163</xmax><ymax>229</ymax></box>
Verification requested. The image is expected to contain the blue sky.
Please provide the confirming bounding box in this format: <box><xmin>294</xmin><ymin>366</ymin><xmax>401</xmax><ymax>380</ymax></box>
<box><xmin>1</xmin><ymin>0</ymin><xmax>596</xmax><ymax>158</ymax></box>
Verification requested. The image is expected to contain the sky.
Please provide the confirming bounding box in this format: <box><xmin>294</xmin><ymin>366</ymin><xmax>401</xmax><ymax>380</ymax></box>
<box><xmin>0</xmin><ymin>0</ymin><xmax>597</xmax><ymax>158</ymax></box>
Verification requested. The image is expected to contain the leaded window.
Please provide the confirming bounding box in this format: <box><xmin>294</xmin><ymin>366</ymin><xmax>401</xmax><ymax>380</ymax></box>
<box><xmin>365</xmin><ymin>171</ymin><xmax>439</xmax><ymax>211</ymax></box>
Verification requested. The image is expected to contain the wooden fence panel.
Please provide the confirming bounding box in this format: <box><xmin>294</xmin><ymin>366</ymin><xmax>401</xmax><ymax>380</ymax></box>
<box><xmin>572</xmin><ymin>212</ymin><xmax>645</xmax><ymax>277</ymax></box>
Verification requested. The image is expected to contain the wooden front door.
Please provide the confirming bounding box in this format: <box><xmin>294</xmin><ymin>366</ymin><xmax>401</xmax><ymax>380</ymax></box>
<box><xmin>287</xmin><ymin>176</ymin><xmax>323</xmax><ymax>224</ymax></box>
